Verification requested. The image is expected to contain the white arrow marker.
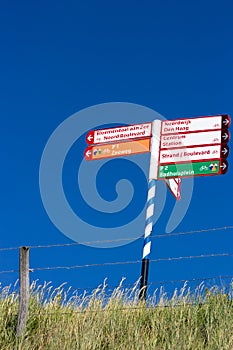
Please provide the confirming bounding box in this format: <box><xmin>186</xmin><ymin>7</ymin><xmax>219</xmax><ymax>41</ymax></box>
<box><xmin>85</xmin><ymin>150</ymin><xmax>92</xmax><ymax>157</ymax></box>
<box><xmin>222</xmin><ymin>132</ymin><xmax>229</xmax><ymax>141</ymax></box>
<box><xmin>220</xmin><ymin>162</ymin><xmax>227</xmax><ymax>170</ymax></box>
<box><xmin>222</xmin><ymin>147</ymin><xmax>228</xmax><ymax>156</ymax></box>
<box><xmin>223</xmin><ymin>119</ymin><xmax>230</xmax><ymax>126</ymax></box>
<box><xmin>87</xmin><ymin>135</ymin><xmax>94</xmax><ymax>142</ymax></box>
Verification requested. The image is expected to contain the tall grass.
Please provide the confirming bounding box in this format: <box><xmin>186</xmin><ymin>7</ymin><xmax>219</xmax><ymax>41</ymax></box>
<box><xmin>0</xmin><ymin>280</ymin><xmax>232</xmax><ymax>349</ymax></box>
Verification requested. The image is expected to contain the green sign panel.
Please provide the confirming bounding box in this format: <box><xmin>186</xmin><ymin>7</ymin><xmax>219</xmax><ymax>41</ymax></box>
<box><xmin>158</xmin><ymin>160</ymin><xmax>221</xmax><ymax>179</ymax></box>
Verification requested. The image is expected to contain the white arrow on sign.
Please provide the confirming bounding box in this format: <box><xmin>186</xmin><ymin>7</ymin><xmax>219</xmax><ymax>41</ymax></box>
<box><xmin>220</xmin><ymin>163</ymin><xmax>227</xmax><ymax>170</ymax></box>
<box><xmin>222</xmin><ymin>132</ymin><xmax>229</xmax><ymax>141</ymax></box>
<box><xmin>159</xmin><ymin>145</ymin><xmax>221</xmax><ymax>164</ymax></box>
<box><xmin>220</xmin><ymin>160</ymin><xmax>228</xmax><ymax>174</ymax></box>
<box><xmin>223</xmin><ymin>118</ymin><xmax>230</xmax><ymax>126</ymax></box>
<box><xmin>222</xmin><ymin>147</ymin><xmax>228</xmax><ymax>156</ymax></box>
<box><xmin>87</xmin><ymin>134</ymin><xmax>94</xmax><ymax>142</ymax></box>
<box><xmin>85</xmin><ymin>150</ymin><xmax>92</xmax><ymax>158</ymax></box>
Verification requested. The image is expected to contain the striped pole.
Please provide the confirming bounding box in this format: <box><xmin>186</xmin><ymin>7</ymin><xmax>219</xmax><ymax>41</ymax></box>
<box><xmin>142</xmin><ymin>179</ymin><xmax>156</xmax><ymax>259</ymax></box>
<box><xmin>139</xmin><ymin>179</ymin><xmax>156</xmax><ymax>300</ymax></box>
<box><xmin>139</xmin><ymin>120</ymin><xmax>161</xmax><ymax>301</ymax></box>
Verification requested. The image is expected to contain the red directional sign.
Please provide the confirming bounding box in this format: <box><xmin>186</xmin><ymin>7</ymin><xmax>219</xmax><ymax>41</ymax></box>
<box><xmin>159</xmin><ymin>144</ymin><xmax>229</xmax><ymax>164</ymax></box>
<box><xmin>161</xmin><ymin>114</ymin><xmax>230</xmax><ymax>135</ymax></box>
<box><xmin>86</xmin><ymin>122</ymin><xmax>152</xmax><ymax>145</ymax></box>
<box><xmin>84</xmin><ymin>138</ymin><xmax>151</xmax><ymax>161</ymax></box>
<box><xmin>160</xmin><ymin>129</ymin><xmax>230</xmax><ymax>149</ymax></box>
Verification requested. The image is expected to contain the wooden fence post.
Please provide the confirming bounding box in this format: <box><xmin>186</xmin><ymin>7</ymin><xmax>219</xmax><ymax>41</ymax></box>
<box><xmin>16</xmin><ymin>246</ymin><xmax>30</xmax><ymax>337</ymax></box>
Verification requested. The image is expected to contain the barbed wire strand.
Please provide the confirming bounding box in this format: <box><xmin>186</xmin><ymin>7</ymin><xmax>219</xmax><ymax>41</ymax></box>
<box><xmin>29</xmin><ymin>303</ymin><xmax>200</xmax><ymax>316</ymax></box>
<box><xmin>1</xmin><ymin>275</ymin><xmax>232</xmax><ymax>318</ymax></box>
<box><xmin>0</xmin><ymin>269</ymin><xmax>18</xmax><ymax>275</ymax></box>
<box><xmin>1</xmin><ymin>272</ymin><xmax>232</xmax><ymax>292</ymax></box>
<box><xmin>149</xmin><ymin>274</ymin><xmax>233</xmax><ymax>286</ymax></box>
<box><xmin>1</xmin><ymin>252</ymin><xmax>233</xmax><ymax>275</ymax></box>
<box><xmin>45</xmin><ymin>274</ymin><xmax>233</xmax><ymax>292</ymax></box>
<box><xmin>30</xmin><ymin>252</ymin><xmax>233</xmax><ymax>272</ymax></box>
<box><xmin>0</xmin><ymin>301</ymin><xmax>207</xmax><ymax>319</ymax></box>
<box><xmin>105</xmin><ymin>274</ymin><xmax>233</xmax><ymax>291</ymax></box>
<box><xmin>3</xmin><ymin>279</ymin><xmax>233</xmax><ymax>317</ymax></box>
<box><xmin>0</xmin><ymin>225</ymin><xmax>233</xmax><ymax>252</ymax></box>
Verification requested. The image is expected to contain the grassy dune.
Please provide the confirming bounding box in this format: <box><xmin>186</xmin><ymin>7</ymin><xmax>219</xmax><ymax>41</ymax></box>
<box><xmin>0</xmin><ymin>280</ymin><xmax>233</xmax><ymax>349</ymax></box>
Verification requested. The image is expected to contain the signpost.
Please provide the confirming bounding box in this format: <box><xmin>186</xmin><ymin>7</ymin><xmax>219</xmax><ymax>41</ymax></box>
<box><xmin>84</xmin><ymin>114</ymin><xmax>230</xmax><ymax>302</ymax></box>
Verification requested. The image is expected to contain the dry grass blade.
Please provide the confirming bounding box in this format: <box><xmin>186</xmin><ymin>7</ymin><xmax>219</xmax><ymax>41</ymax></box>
<box><xmin>0</xmin><ymin>280</ymin><xmax>232</xmax><ymax>349</ymax></box>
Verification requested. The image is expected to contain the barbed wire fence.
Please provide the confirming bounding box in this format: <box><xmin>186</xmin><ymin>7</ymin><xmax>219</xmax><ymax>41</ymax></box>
<box><xmin>1</xmin><ymin>224</ymin><xmax>233</xmax><ymax>253</ymax></box>
<box><xmin>0</xmin><ymin>225</ymin><xmax>233</xmax><ymax>335</ymax></box>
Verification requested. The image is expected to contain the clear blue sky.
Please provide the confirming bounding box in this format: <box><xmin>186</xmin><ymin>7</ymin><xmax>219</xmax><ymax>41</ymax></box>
<box><xmin>0</xmin><ymin>0</ymin><xmax>232</xmax><ymax>297</ymax></box>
